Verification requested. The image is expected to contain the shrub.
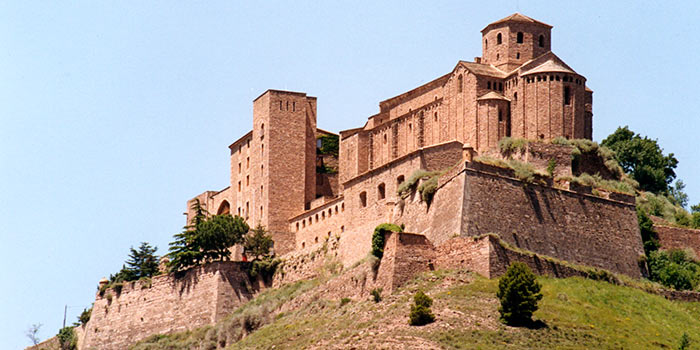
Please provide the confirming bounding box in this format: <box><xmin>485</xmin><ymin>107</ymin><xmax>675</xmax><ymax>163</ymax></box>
<box><xmin>679</xmin><ymin>332</ymin><xmax>690</xmax><ymax>350</ymax></box>
<box><xmin>409</xmin><ymin>291</ymin><xmax>435</xmax><ymax>326</ymax></box>
<box><xmin>417</xmin><ymin>175</ymin><xmax>438</xmax><ymax>203</ymax></box>
<box><xmin>113</xmin><ymin>282</ymin><xmax>124</xmax><ymax>295</ymax></box>
<box><xmin>105</xmin><ymin>293</ymin><xmax>113</xmax><ymax>304</ymax></box>
<box><xmin>638</xmin><ymin>208</ymin><xmax>660</xmax><ymax>256</ymax></box>
<box><xmin>371</xmin><ymin>223</ymin><xmax>403</xmax><ymax>259</ymax></box>
<box><xmin>78</xmin><ymin>307</ymin><xmax>92</xmax><ymax>326</ymax></box>
<box><xmin>370</xmin><ymin>288</ymin><xmax>383</xmax><ymax>303</ymax></box>
<box><xmin>648</xmin><ymin>249</ymin><xmax>700</xmax><ymax>291</ymax></box>
<box><xmin>498</xmin><ymin>137</ymin><xmax>529</xmax><ymax>154</ymax></box>
<box><xmin>398</xmin><ymin>169</ymin><xmax>440</xmax><ymax>197</ymax></box>
<box><xmin>546</xmin><ymin>159</ymin><xmax>556</xmax><ymax>177</ymax></box>
<box><xmin>509</xmin><ymin>160</ymin><xmax>536</xmax><ymax>183</ymax></box>
<box><xmin>339</xmin><ymin>297</ymin><xmax>351</xmax><ymax>307</ymax></box>
<box><xmin>248</xmin><ymin>257</ymin><xmax>281</xmax><ymax>282</ymax></box>
<box><xmin>497</xmin><ymin>262</ymin><xmax>543</xmax><ymax>326</ymax></box>
<box><xmin>57</xmin><ymin>326</ymin><xmax>77</xmax><ymax>350</ymax></box>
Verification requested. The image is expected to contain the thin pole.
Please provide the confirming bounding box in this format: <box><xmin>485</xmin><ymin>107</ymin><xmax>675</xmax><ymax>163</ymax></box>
<box><xmin>62</xmin><ymin>305</ymin><xmax>67</xmax><ymax>328</ymax></box>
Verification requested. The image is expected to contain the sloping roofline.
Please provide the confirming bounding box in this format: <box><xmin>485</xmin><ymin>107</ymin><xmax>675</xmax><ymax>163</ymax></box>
<box><xmin>481</xmin><ymin>13</ymin><xmax>552</xmax><ymax>33</ymax></box>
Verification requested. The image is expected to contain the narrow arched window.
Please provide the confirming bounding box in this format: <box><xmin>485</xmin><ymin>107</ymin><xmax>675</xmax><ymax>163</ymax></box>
<box><xmin>359</xmin><ymin>191</ymin><xmax>367</xmax><ymax>207</ymax></box>
<box><xmin>539</xmin><ymin>35</ymin><xmax>545</xmax><ymax>48</ymax></box>
<box><xmin>517</xmin><ymin>32</ymin><xmax>523</xmax><ymax>43</ymax></box>
<box><xmin>457</xmin><ymin>74</ymin><xmax>463</xmax><ymax>93</ymax></box>
<box><xmin>378</xmin><ymin>183</ymin><xmax>386</xmax><ymax>200</ymax></box>
<box><xmin>497</xmin><ymin>33</ymin><xmax>502</xmax><ymax>45</ymax></box>
<box><xmin>514</xmin><ymin>92</ymin><xmax>518</xmax><ymax>101</ymax></box>
<box><xmin>498</xmin><ymin>109</ymin><xmax>503</xmax><ymax>122</ymax></box>
<box><xmin>484</xmin><ymin>39</ymin><xmax>488</xmax><ymax>49</ymax></box>
<box><xmin>564</xmin><ymin>86</ymin><xmax>571</xmax><ymax>105</ymax></box>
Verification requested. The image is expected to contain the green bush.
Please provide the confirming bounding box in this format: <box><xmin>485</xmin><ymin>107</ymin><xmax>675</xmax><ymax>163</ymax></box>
<box><xmin>317</xmin><ymin>134</ymin><xmax>339</xmax><ymax>157</ymax></box>
<box><xmin>497</xmin><ymin>262</ymin><xmax>543</xmax><ymax>326</ymax></box>
<box><xmin>648</xmin><ymin>249</ymin><xmax>700</xmax><ymax>291</ymax></box>
<box><xmin>244</xmin><ymin>224</ymin><xmax>274</xmax><ymax>261</ymax></box>
<box><xmin>248</xmin><ymin>257</ymin><xmax>281</xmax><ymax>282</ymax></box>
<box><xmin>57</xmin><ymin>326</ymin><xmax>77</xmax><ymax>350</ymax></box>
<box><xmin>546</xmin><ymin>159</ymin><xmax>556</xmax><ymax>177</ymax></box>
<box><xmin>638</xmin><ymin>208</ymin><xmax>660</xmax><ymax>256</ymax></box>
<box><xmin>397</xmin><ymin>169</ymin><xmax>440</xmax><ymax>197</ymax></box>
<box><xmin>679</xmin><ymin>332</ymin><xmax>690</xmax><ymax>350</ymax></box>
<box><xmin>371</xmin><ymin>223</ymin><xmax>403</xmax><ymax>259</ymax></box>
<box><xmin>78</xmin><ymin>307</ymin><xmax>92</xmax><ymax>326</ymax></box>
<box><xmin>417</xmin><ymin>175</ymin><xmax>438</xmax><ymax>203</ymax></box>
<box><xmin>370</xmin><ymin>288</ymin><xmax>383</xmax><ymax>303</ymax></box>
<box><xmin>409</xmin><ymin>291</ymin><xmax>435</xmax><ymax>326</ymax></box>
<box><xmin>339</xmin><ymin>297</ymin><xmax>351</xmax><ymax>307</ymax></box>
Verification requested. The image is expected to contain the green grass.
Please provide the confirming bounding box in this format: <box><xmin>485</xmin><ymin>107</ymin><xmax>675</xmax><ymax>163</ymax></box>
<box><xmin>132</xmin><ymin>269</ymin><xmax>700</xmax><ymax>350</ymax></box>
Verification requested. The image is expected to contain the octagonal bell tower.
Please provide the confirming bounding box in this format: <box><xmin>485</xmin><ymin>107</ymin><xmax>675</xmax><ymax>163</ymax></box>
<box><xmin>481</xmin><ymin>13</ymin><xmax>552</xmax><ymax>72</ymax></box>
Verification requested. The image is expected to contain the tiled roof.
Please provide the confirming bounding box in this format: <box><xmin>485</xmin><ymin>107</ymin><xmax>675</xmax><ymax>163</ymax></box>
<box><xmin>477</xmin><ymin>91</ymin><xmax>511</xmax><ymax>101</ymax></box>
<box><xmin>459</xmin><ymin>61</ymin><xmax>507</xmax><ymax>78</ymax></box>
<box><xmin>482</xmin><ymin>13</ymin><xmax>552</xmax><ymax>32</ymax></box>
<box><xmin>521</xmin><ymin>59</ymin><xmax>576</xmax><ymax>75</ymax></box>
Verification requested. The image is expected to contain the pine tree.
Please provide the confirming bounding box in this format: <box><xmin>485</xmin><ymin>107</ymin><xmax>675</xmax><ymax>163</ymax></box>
<box><xmin>497</xmin><ymin>262</ymin><xmax>543</xmax><ymax>326</ymax></box>
<box><xmin>244</xmin><ymin>224</ymin><xmax>273</xmax><ymax>261</ymax></box>
<box><xmin>125</xmin><ymin>242</ymin><xmax>159</xmax><ymax>279</ymax></box>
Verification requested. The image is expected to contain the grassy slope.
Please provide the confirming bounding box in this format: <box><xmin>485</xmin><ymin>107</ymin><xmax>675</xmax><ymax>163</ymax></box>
<box><xmin>133</xmin><ymin>269</ymin><xmax>700</xmax><ymax>350</ymax></box>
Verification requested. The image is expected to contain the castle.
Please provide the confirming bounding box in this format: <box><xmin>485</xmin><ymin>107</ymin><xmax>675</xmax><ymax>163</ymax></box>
<box><xmin>67</xmin><ymin>14</ymin><xmax>659</xmax><ymax>350</ymax></box>
<box><xmin>186</xmin><ymin>13</ymin><xmax>643</xmax><ymax>276</ymax></box>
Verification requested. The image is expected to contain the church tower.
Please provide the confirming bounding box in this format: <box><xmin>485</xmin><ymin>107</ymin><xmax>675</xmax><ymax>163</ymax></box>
<box><xmin>481</xmin><ymin>13</ymin><xmax>552</xmax><ymax>72</ymax></box>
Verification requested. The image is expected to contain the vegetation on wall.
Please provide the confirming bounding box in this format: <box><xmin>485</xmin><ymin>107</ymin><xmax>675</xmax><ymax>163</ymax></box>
<box><xmin>497</xmin><ymin>262</ymin><xmax>543</xmax><ymax>326</ymax></box>
<box><xmin>111</xmin><ymin>242</ymin><xmax>160</xmax><ymax>283</ymax></box>
<box><xmin>57</xmin><ymin>326</ymin><xmax>77</xmax><ymax>350</ymax></box>
<box><xmin>371</xmin><ymin>223</ymin><xmax>403</xmax><ymax>259</ymax></box>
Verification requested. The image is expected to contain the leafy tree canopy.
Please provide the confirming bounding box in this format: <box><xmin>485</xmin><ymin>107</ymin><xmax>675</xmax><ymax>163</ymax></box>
<box><xmin>244</xmin><ymin>224</ymin><xmax>274</xmax><ymax>261</ymax></box>
<box><xmin>601</xmin><ymin>126</ymin><xmax>678</xmax><ymax>194</ymax></box>
<box><xmin>168</xmin><ymin>208</ymin><xmax>250</xmax><ymax>272</ymax></box>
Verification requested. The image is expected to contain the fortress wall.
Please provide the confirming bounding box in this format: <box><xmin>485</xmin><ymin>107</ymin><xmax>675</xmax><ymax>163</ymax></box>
<box><xmin>656</xmin><ymin>224</ymin><xmax>700</xmax><ymax>258</ymax></box>
<box><xmin>375</xmin><ymin>232</ymin><xmax>436</xmax><ymax>292</ymax></box>
<box><xmin>82</xmin><ymin>262</ymin><xmax>259</xmax><ymax>350</ymax></box>
<box><xmin>289</xmin><ymin>197</ymin><xmax>346</xmax><ymax>253</ymax></box>
<box><xmin>461</xmin><ymin>163</ymin><xmax>644</xmax><ymax>277</ymax></box>
<box><xmin>340</xmin><ymin>142</ymin><xmax>464</xmax><ymax>265</ymax></box>
<box><xmin>273</xmin><ymin>235</ymin><xmax>341</xmax><ymax>288</ymax></box>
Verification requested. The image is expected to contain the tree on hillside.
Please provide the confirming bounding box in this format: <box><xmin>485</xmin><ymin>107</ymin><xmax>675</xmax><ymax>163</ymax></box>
<box><xmin>601</xmin><ymin>126</ymin><xmax>678</xmax><ymax>194</ymax></box>
<box><xmin>109</xmin><ymin>242</ymin><xmax>159</xmax><ymax>283</ymax></box>
<box><xmin>497</xmin><ymin>262</ymin><xmax>543</xmax><ymax>326</ymax></box>
<box><xmin>244</xmin><ymin>224</ymin><xmax>274</xmax><ymax>261</ymax></box>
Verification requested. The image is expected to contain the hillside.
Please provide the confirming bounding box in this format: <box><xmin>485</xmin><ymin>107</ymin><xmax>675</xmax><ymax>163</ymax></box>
<box><xmin>131</xmin><ymin>267</ymin><xmax>700</xmax><ymax>350</ymax></box>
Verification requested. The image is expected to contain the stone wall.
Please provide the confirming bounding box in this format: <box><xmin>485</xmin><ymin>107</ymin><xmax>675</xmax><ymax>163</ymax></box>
<box><xmin>375</xmin><ymin>232</ymin><xmax>436</xmax><ymax>292</ymax></box>
<box><xmin>82</xmin><ymin>262</ymin><xmax>262</xmax><ymax>350</ymax></box>
<box><xmin>461</xmin><ymin>162</ymin><xmax>644</xmax><ymax>277</ymax></box>
<box><xmin>655</xmin><ymin>224</ymin><xmax>700</xmax><ymax>258</ymax></box>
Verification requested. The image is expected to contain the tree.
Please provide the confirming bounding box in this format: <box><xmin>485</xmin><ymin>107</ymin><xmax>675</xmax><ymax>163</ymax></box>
<box><xmin>601</xmin><ymin>126</ymin><xmax>678</xmax><ymax>194</ymax></box>
<box><xmin>244</xmin><ymin>224</ymin><xmax>273</xmax><ymax>261</ymax></box>
<box><xmin>168</xmin><ymin>213</ymin><xmax>249</xmax><ymax>272</ymax></box>
<box><xmin>408</xmin><ymin>291</ymin><xmax>435</xmax><ymax>326</ymax></box>
<box><xmin>678</xmin><ymin>332</ymin><xmax>690</xmax><ymax>350</ymax></box>
<box><xmin>669</xmin><ymin>180</ymin><xmax>689</xmax><ymax>209</ymax></box>
<box><xmin>497</xmin><ymin>262</ymin><xmax>543</xmax><ymax>326</ymax></box>
<box><xmin>126</xmin><ymin>242</ymin><xmax>160</xmax><ymax>279</ymax></box>
<box><xmin>25</xmin><ymin>323</ymin><xmax>41</xmax><ymax>346</ymax></box>
<box><xmin>647</xmin><ymin>249</ymin><xmax>700</xmax><ymax>291</ymax></box>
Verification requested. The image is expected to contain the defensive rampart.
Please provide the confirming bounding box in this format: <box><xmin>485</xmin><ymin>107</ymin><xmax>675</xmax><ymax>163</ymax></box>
<box><xmin>655</xmin><ymin>223</ymin><xmax>700</xmax><ymax>258</ymax></box>
<box><xmin>81</xmin><ymin>262</ymin><xmax>263</xmax><ymax>350</ymax></box>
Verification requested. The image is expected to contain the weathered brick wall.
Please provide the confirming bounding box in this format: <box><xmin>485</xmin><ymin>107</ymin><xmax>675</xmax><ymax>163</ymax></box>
<box><xmin>375</xmin><ymin>232</ymin><xmax>436</xmax><ymax>292</ymax></box>
<box><xmin>489</xmin><ymin>141</ymin><xmax>574</xmax><ymax>178</ymax></box>
<box><xmin>655</xmin><ymin>224</ymin><xmax>700</xmax><ymax>258</ymax></box>
<box><xmin>82</xmin><ymin>262</ymin><xmax>260</xmax><ymax>350</ymax></box>
<box><xmin>461</xmin><ymin>163</ymin><xmax>644</xmax><ymax>277</ymax></box>
<box><xmin>272</xmin><ymin>235</ymin><xmax>341</xmax><ymax>288</ymax></box>
<box><xmin>339</xmin><ymin>141</ymin><xmax>463</xmax><ymax>266</ymax></box>
<box><xmin>434</xmin><ymin>236</ymin><xmax>491</xmax><ymax>277</ymax></box>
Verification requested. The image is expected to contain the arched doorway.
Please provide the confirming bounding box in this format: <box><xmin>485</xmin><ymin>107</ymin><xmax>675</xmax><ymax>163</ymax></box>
<box><xmin>217</xmin><ymin>200</ymin><xmax>231</xmax><ymax>215</ymax></box>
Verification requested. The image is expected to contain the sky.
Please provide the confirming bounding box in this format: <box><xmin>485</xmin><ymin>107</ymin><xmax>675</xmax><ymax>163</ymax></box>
<box><xmin>2</xmin><ymin>1</ymin><xmax>699</xmax><ymax>348</ymax></box>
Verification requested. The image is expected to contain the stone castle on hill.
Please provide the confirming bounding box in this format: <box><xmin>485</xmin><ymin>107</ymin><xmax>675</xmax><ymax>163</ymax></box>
<box><xmin>187</xmin><ymin>13</ymin><xmax>618</xmax><ymax>272</ymax></box>
<box><xmin>67</xmin><ymin>14</ymin><xmax>685</xmax><ymax>350</ymax></box>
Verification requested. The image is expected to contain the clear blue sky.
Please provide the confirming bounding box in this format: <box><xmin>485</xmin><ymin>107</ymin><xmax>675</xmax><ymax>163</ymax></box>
<box><xmin>2</xmin><ymin>1</ymin><xmax>699</xmax><ymax>348</ymax></box>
